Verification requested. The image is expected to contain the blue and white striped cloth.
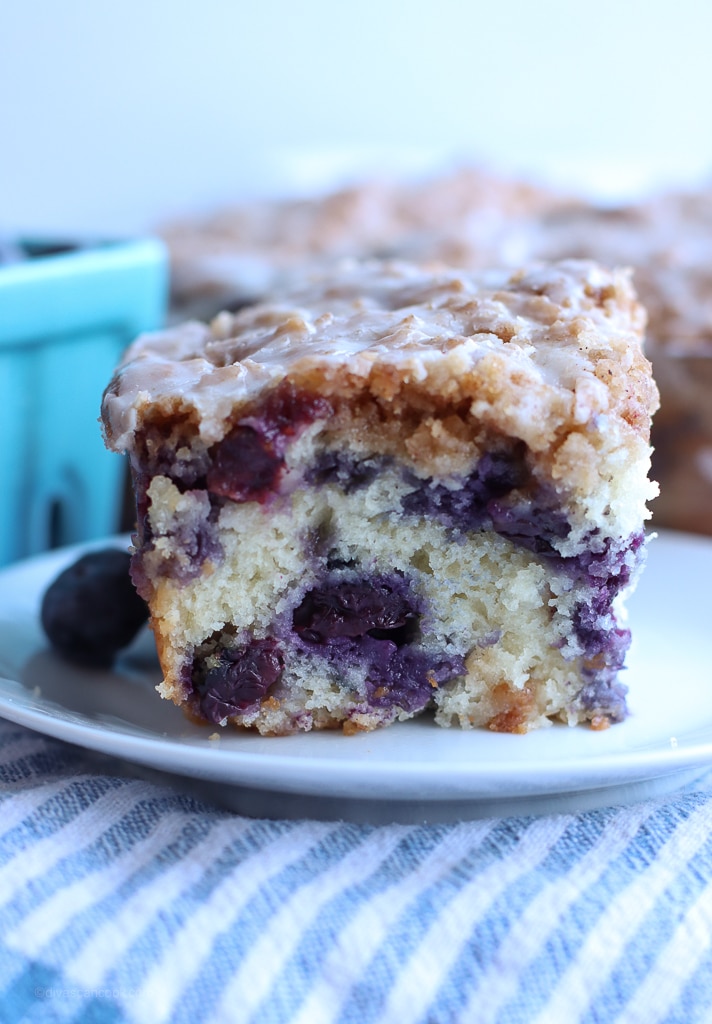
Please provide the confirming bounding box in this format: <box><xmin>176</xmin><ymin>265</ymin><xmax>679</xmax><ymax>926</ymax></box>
<box><xmin>2</xmin><ymin>715</ymin><xmax>712</xmax><ymax>1024</ymax></box>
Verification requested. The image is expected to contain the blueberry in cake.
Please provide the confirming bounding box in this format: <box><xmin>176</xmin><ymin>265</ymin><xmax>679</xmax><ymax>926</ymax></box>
<box><xmin>101</xmin><ymin>258</ymin><xmax>658</xmax><ymax>735</ymax></box>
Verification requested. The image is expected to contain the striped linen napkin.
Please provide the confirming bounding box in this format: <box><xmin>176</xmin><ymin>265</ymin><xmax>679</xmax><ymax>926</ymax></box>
<box><xmin>2</xmin><ymin>715</ymin><xmax>712</xmax><ymax>1024</ymax></box>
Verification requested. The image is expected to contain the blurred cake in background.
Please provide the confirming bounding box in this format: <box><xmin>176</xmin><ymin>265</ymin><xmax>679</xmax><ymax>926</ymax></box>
<box><xmin>522</xmin><ymin>191</ymin><xmax>712</xmax><ymax>536</ymax></box>
<box><xmin>161</xmin><ymin>168</ymin><xmax>575</xmax><ymax>319</ymax></box>
<box><xmin>159</xmin><ymin>167</ymin><xmax>712</xmax><ymax>536</ymax></box>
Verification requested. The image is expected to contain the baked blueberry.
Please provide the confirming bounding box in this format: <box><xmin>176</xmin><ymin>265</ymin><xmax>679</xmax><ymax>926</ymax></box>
<box><xmin>292</xmin><ymin>576</ymin><xmax>417</xmax><ymax>642</ymax></box>
<box><xmin>193</xmin><ymin>639</ymin><xmax>284</xmax><ymax>723</ymax></box>
<box><xmin>41</xmin><ymin>549</ymin><xmax>149</xmax><ymax>667</ymax></box>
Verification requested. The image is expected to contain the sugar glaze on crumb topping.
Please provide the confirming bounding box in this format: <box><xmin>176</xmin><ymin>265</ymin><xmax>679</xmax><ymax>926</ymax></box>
<box><xmin>102</xmin><ymin>259</ymin><xmax>658</xmax><ymax>458</ymax></box>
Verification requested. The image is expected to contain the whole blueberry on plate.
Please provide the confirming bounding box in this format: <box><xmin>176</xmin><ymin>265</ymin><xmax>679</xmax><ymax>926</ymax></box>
<box><xmin>41</xmin><ymin>548</ymin><xmax>149</xmax><ymax>667</ymax></box>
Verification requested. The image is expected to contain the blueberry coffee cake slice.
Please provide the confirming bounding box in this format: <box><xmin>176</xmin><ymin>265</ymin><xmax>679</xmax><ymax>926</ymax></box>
<box><xmin>101</xmin><ymin>258</ymin><xmax>658</xmax><ymax>735</ymax></box>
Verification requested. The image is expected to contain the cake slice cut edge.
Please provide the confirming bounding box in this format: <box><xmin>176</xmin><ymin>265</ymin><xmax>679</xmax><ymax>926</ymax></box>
<box><xmin>101</xmin><ymin>257</ymin><xmax>659</xmax><ymax>735</ymax></box>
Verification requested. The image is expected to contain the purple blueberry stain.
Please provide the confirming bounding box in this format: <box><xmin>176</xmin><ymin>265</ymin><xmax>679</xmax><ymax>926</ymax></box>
<box><xmin>129</xmin><ymin>477</ymin><xmax>223</xmax><ymax>598</ymax></box>
<box><xmin>306</xmin><ymin>451</ymin><xmax>391</xmax><ymax>492</ymax></box>
<box><xmin>562</xmin><ymin>532</ymin><xmax>646</xmax><ymax>722</ymax></box>
<box><xmin>401</xmin><ymin>446</ymin><xmax>528</xmax><ymax>530</ymax></box>
<box><xmin>292</xmin><ymin>573</ymin><xmax>464</xmax><ymax>715</ymax></box>
<box><xmin>293</xmin><ymin>632</ymin><xmax>465</xmax><ymax>717</ymax></box>
<box><xmin>576</xmin><ymin>628</ymin><xmax>630</xmax><ymax>723</ymax></box>
<box><xmin>567</xmin><ymin>532</ymin><xmax>644</xmax><ymax>657</ymax></box>
<box><xmin>400</xmin><ymin>443</ymin><xmax>570</xmax><ymax>553</ymax></box>
<box><xmin>400</xmin><ymin>445</ymin><xmax>645</xmax><ymax>722</ymax></box>
<box><xmin>366</xmin><ymin>643</ymin><xmax>467</xmax><ymax>713</ymax></box>
<box><xmin>487</xmin><ymin>496</ymin><xmax>570</xmax><ymax>553</ymax></box>
<box><xmin>193</xmin><ymin>638</ymin><xmax>284</xmax><ymax>724</ymax></box>
<box><xmin>477</xmin><ymin>629</ymin><xmax>502</xmax><ymax>648</ymax></box>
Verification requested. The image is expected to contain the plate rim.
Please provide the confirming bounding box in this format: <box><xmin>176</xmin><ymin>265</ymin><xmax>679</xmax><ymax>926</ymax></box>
<box><xmin>0</xmin><ymin>530</ymin><xmax>711</xmax><ymax>803</ymax></box>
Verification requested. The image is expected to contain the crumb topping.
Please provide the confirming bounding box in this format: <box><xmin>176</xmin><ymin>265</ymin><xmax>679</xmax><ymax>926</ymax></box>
<box><xmin>102</xmin><ymin>258</ymin><xmax>657</xmax><ymax>459</ymax></box>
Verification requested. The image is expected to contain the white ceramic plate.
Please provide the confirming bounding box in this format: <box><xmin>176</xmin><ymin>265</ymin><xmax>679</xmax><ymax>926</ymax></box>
<box><xmin>0</xmin><ymin>530</ymin><xmax>710</xmax><ymax>821</ymax></box>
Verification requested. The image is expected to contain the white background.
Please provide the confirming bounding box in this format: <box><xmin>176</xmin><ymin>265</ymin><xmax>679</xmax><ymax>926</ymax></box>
<box><xmin>2</xmin><ymin>0</ymin><xmax>712</xmax><ymax>234</ymax></box>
